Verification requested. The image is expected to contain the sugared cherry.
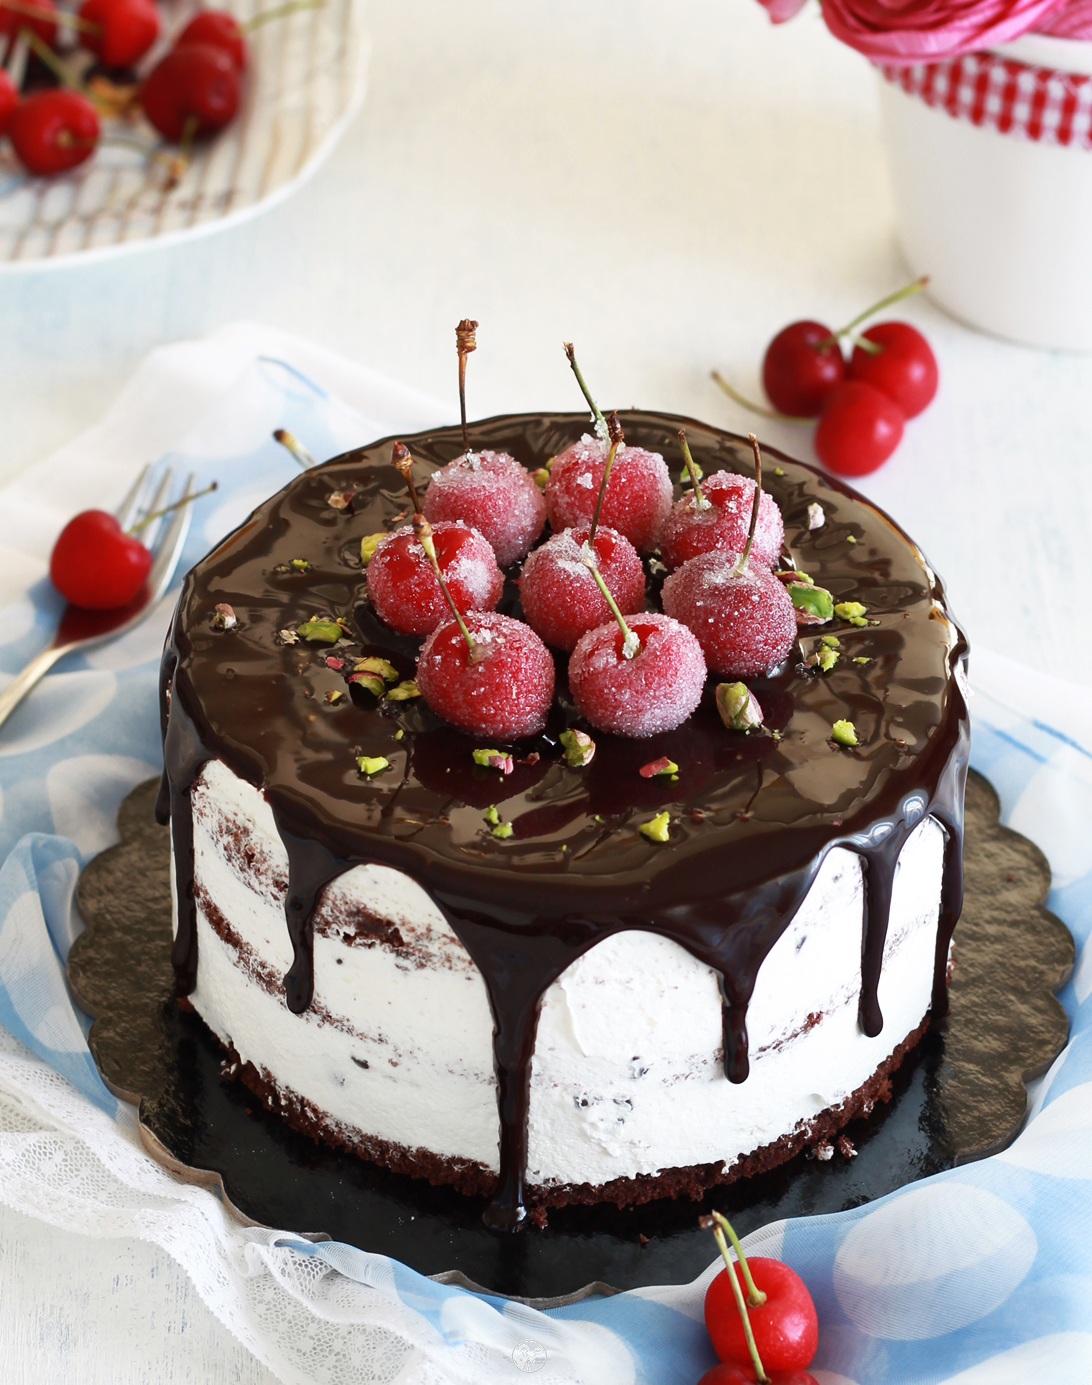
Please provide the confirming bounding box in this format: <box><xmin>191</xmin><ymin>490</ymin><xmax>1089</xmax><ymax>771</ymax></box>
<box><xmin>0</xmin><ymin>0</ymin><xmax>57</xmax><ymax>46</ymax></box>
<box><xmin>174</xmin><ymin>9</ymin><xmax>247</xmax><ymax>69</ymax></box>
<box><xmin>762</xmin><ymin>321</ymin><xmax>844</xmax><ymax>417</ymax></box>
<box><xmin>49</xmin><ymin>510</ymin><xmax>152</xmax><ymax>610</ymax></box>
<box><xmin>367</xmin><ymin>520</ymin><xmax>503</xmax><ymax>636</ymax></box>
<box><xmin>422</xmin><ymin>449</ymin><xmax>545</xmax><ymax>567</ymax></box>
<box><xmin>546</xmin><ymin>434</ymin><xmax>672</xmax><ymax>557</ymax></box>
<box><xmin>661</xmin><ymin>430</ymin><xmax>785</xmax><ymax>573</ymax></box>
<box><xmin>418</xmin><ymin>611</ymin><xmax>555</xmax><ymax>740</ymax></box>
<box><xmin>705</xmin><ymin>1259</ymin><xmax>819</xmax><ymax>1375</ymax></box>
<box><xmin>848</xmin><ymin>320</ymin><xmax>938</xmax><ymax>418</ymax></box>
<box><xmin>79</xmin><ymin>0</ymin><xmax>159</xmax><ymax>68</ymax></box>
<box><xmin>569</xmin><ymin>610</ymin><xmax>706</xmax><ymax>738</ymax></box>
<box><xmin>814</xmin><ymin>380</ymin><xmax>904</xmax><ymax>477</ymax></box>
<box><xmin>139</xmin><ymin>42</ymin><xmax>240</xmax><ymax>142</ymax></box>
<box><xmin>8</xmin><ymin>89</ymin><xmax>100</xmax><ymax>176</ymax></box>
<box><xmin>0</xmin><ymin>70</ymin><xmax>16</xmax><ymax>137</ymax></box>
<box><xmin>520</xmin><ymin>524</ymin><xmax>645</xmax><ymax>651</ymax></box>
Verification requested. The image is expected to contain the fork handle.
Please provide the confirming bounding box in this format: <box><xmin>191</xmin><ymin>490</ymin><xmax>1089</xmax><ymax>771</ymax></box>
<box><xmin>0</xmin><ymin>644</ymin><xmax>68</xmax><ymax>734</ymax></box>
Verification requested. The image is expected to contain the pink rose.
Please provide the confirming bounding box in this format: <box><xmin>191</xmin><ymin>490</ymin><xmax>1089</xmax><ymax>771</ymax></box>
<box><xmin>818</xmin><ymin>0</ymin><xmax>1072</xmax><ymax>63</ymax></box>
<box><xmin>754</xmin><ymin>0</ymin><xmax>811</xmax><ymax>20</ymax></box>
<box><xmin>1037</xmin><ymin>0</ymin><xmax>1092</xmax><ymax>37</ymax></box>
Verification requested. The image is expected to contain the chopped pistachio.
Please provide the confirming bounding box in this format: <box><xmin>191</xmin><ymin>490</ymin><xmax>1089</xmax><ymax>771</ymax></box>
<box><xmin>639</xmin><ymin>756</ymin><xmax>678</xmax><ymax>778</ymax></box>
<box><xmin>831</xmin><ymin>719</ymin><xmax>858</xmax><ymax>748</ymax></box>
<box><xmin>483</xmin><ymin>805</ymin><xmax>500</xmax><ymax>827</ymax></box>
<box><xmin>211</xmin><ymin>603</ymin><xmax>237</xmax><ymax>631</ymax></box>
<box><xmin>639</xmin><ymin>811</ymin><xmax>671</xmax><ymax>843</ymax></box>
<box><xmin>297</xmin><ymin>619</ymin><xmax>343</xmax><ymax>644</ymax></box>
<box><xmin>278</xmin><ymin>627</ymin><xmax>300</xmax><ymax>645</ymax></box>
<box><xmin>821</xmin><ymin>634</ymin><xmax>840</xmax><ymax>648</ymax></box>
<box><xmin>356</xmin><ymin>755</ymin><xmax>389</xmax><ymax>776</ymax></box>
<box><xmin>274</xmin><ymin>558</ymin><xmax>311</xmax><ymax>574</ymax></box>
<box><xmin>775</xmin><ymin>568</ymin><xmax>812</xmax><ymax>585</ymax></box>
<box><xmin>817</xmin><ymin>645</ymin><xmax>838</xmax><ymax>672</ymax></box>
<box><xmin>491</xmin><ymin>822</ymin><xmax>514</xmax><ymax>840</ymax></box>
<box><xmin>834</xmin><ymin>600</ymin><xmax>867</xmax><ymax>622</ymax></box>
<box><xmin>559</xmin><ymin>728</ymin><xmax>596</xmax><ymax>767</ymax></box>
<box><xmin>530</xmin><ymin>467</ymin><xmax>550</xmax><ymax>491</ymax></box>
<box><xmin>354</xmin><ymin>656</ymin><xmax>399</xmax><ymax>683</ymax></box>
<box><xmin>853</xmin><ymin>656</ymin><xmax>871</xmax><ymax>665</ymax></box>
<box><xmin>716</xmin><ymin>681</ymin><xmax>764</xmax><ymax>731</ymax></box>
<box><xmin>325</xmin><ymin>656</ymin><xmax>346</xmax><ymax>671</ymax></box>
<box><xmin>773</xmin><ymin>466</ymin><xmax>785</xmax><ymax>477</ymax></box>
<box><xmin>325</xmin><ymin>689</ymin><xmax>345</xmax><ymax>704</ymax></box>
<box><xmin>846</xmin><ymin>535</ymin><xmax>857</xmax><ymax>545</ymax></box>
<box><xmin>360</xmin><ymin>533</ymin><xmax>386</xmax><ymax>565</ymax></box>
<box><xmin>473</xmin><ymin>748</ymin><xmax>514</xmax><ymax>775</ymax></box>
<box><xmin>807</xmin><ymin>502</ymin><xmax>825</xmax><ymax>530</ymax></box>
<box><xmin>394</xmin><ymin>728</ymin><xmax>404</xmax><ymax>740</ymax></box>
<box><xmin>348</xmin><ymin>673</ymin><xmax>385</xmax><ymax>697</ymax></box>
<box><xmin>384</xmin><ymin>680</ymin><xmax>420</xmax><ymax>701</ymax></box>
<box><xmin>327</xmin><ymin>490</ymin><xmax>354</xmax><ymax>510</ymax></box>
<box><xmin>593</xmin><ymin>814</ymin><xmax>605</xmax><ymax>824</ymax></box>
<box><xmin>787</xmin><ymin>581</ymin><xmax>834</xmax><ymax>625</ymax></box>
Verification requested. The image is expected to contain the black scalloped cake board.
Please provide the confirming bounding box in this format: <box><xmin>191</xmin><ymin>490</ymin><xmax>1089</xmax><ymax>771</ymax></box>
<box><xmin>67</xmin><ymin>770</ymin><xmax>1073</xmax><ymax>1303</ymax></box>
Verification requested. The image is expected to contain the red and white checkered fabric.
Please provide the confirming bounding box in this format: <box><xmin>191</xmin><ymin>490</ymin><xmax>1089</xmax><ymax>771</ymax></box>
<box><xmin>881</xmin><ymin>50</ymin><xmax>1092</xmax><ymax>150</ymax></box>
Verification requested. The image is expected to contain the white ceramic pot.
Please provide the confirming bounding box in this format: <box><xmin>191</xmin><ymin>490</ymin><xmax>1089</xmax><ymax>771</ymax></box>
<box><xmin>878</xmin><ymin>34</ymin><xmax>1092</xmax><ymax>350</ymax></box>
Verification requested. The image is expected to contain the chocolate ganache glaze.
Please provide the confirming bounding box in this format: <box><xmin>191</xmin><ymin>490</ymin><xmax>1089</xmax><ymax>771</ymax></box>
<box><xmin>158</xmin><ymin>410</ymin><xmax>970</xmax><ymax>1231</ymax></box>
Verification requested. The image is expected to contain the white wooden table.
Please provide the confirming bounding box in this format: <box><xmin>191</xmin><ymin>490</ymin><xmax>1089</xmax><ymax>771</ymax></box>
<box><xmin>1</xmin><ymin>0</ymin><xmax>1090</xmax><ymax>1377</ymax></box>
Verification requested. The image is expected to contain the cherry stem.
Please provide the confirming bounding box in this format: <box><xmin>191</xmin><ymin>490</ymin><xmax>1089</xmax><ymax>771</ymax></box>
<box><xmin>710</xmin><ymin>1210</ymin><xmax>767</xmax><ymax>1307</ymax></box>
<box><xmin>563</xmin><ymin>342</ymin><xmax>609</xmax><ymax>442</ymax></box>
<box><xmin>128</xmin><ymin>480</ymin><xmax>218</xmax><ymax>536</ymax></box>
<box><xmin>456</xmin><ymin>318</ymin><xmax>477</xmax><ymax>456</ymax></box>
<box><xmin>587</xmin><ymin>410</ymin><xmax>623</xmax><ymax>545</ymax></box>
<box><xmin>706</xmin><ymin>1216</ymin><xmax>769</xmax><ymax>1383</ymax></box>
<box><xmin>734</xmin><ymin>434</ymin><xmax>763</xmax><ymax>577</ymax></box>
<box><xmin>582</xmin><ymin>553</ymin><xmax>640</xmax><ymax>661</ymax></box>
<box><xmin>710</xmin><ymin>370</ymin><xmax>809</xmax><ymax>425</ymax></box>
<box><xmin>273</xmin><ymin>429</ymin><xmax>316</xmax><ymax>470</ymax></box>
<box><xmin>391</xmin><ymin>440</ymin><xmax>421</xmax><ymax>515</ymax></box>
<box><xmin>677</xmin><ymin>428</ymin><xmax>710</xmax><ymax>510</ymax></box>
<box><xmin>240</xmin><ymin>0</ymin><xmax>323</xmax><ymax>33</ymax></box>
<box><xmin>7</xmin><ymin>0</ymin><xmax>99</xmax><ymax>32</ymax></box>
<box><xmin>824</xmin><ymin>275</ymin><xmax>929</xmax><ymax>347</ymax></box>
<box><xmin>21</xmin><ymin>27</ymin><xmax>82</xmax><ymax>90</ymax></box>
<box><xmin>413</xmin><ymin>513</ymin><xmax>478</xmax><ymax>660</ymax></box>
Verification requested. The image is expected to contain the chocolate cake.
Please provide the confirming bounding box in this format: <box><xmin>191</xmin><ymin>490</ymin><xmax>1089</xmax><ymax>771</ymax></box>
<box><xmin>158</xmin><ymin>411</ymin><xmax>969</xmax><ymax>1230</ymax></box>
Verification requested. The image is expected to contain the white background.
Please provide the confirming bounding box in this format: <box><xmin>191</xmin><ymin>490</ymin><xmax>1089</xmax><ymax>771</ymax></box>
<box><xmin>1</xmin><ymin>0</ymin><xmax>1091</xmax><ymax>1377</ymax></box>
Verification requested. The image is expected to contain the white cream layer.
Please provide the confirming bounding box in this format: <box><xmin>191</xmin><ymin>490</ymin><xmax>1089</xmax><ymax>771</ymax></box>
<box><xmin>181</xmin><ymin>757</ymin><xmax>945</xmax><ymax>1189</ymax></box>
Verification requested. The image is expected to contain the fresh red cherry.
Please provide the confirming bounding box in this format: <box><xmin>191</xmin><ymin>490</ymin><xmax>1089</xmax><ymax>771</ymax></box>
<box><xmin>705</xmin><ymin>1259</ymin><xmax>819</xmax><ymax>1374</ymax></box>
<box><xmin>366</xmin><ymin>519</ymin><xmax>503</xmax><ymax>636</ymax></box>
<box><xmin>79</xmin><ymin>0</ymin><xmax>160</xmax><ymax>69</ymax></box>
<box><xmin>0</xmin><ymin>0</ymin><xmax>57</xmax><ymax>46</ymax></box>
<box><xmin>848</xmin><ymin>320</ymin><xmax>938</xmax><ymax>419</ymax></box>
<box><xmin>139</xmin><ymin>42</ymin><xmax>240</xmax><ymax>141</ymax></box>
<box><xmin>519</xmin><ymin>524</ymin><xmax>645</xmax><ymax>652</ymax></box>
<box><xmin>422</xmin><ymin>449</ymin><xmax>546</xmax><ymax>568</ymax></box>
<box><xmin>697</xmin><ymin>1367</ymin><xmax>818</xmax><ymax>1384</ymax></box>
<box><xmin>8</xmin><ymin>89</ymin><xmax>100</xmax><ymax>175</ymax></box>
<box><xmin>762</xmin><ymin>321</ymin><xmax>845</xmax><ymax>418</ymax></box>
<box><xmin>49</xmin><ymin>510</ymin><xmax>152</xmax><ymax>610</ymax></box>
<box><xmin>174</xmin><ymin>9</ymin><xmax>247</xmax><ymax>69</ymax></box>
<box><xmin>417</xmin><ymin>610</ymin><xmax>555</xmax><ymax>740</ymax></box>
<box><xmin>569</xmin><ymin>611</ymin><xmax>706</xmax><ymax>738</ymax></box>
<box><xmin>0</xmin><ymin>69</ymin><xmax>16</xmax><ymax>137</ymax></box>
<box><xmin>814</xmin><ymin>380</ymin><xmax>904</xmax><ymax>477</ymax></box>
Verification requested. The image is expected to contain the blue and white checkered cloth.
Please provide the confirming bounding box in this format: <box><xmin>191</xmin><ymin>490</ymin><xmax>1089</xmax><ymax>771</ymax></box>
<box><xmin>2</xmin><ymin>328</ymin><xmax>1090</xmax><ymax>1384</ymax></box>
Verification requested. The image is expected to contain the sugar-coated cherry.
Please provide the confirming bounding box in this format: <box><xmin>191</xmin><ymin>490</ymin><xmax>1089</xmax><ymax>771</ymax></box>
<box><xmin>660</xmin><ymin>471</ymin><xmax>785</xmax><ymax>574</ymax></box>
<box><xmin>697</xmin><ymin>1367</ymin><xmax>818</xmax><ymax>1384</ymax></box>
<box><xmin>0</xmin><ymin>0</ymin><xmax>56</xmax><ymax>45</ymax></box>
<box><xmin>762</xmin><ymin>321</ymin><xmax>845</xmax><ymax>418</ymax></box>
<box><xmin>416</xmin><ymin>610</ymin><xmax>555</xmax><ymax>740</ymax></box>
<box><xmin>546</xmin><ymin>435</ymin><xmax>672</xmax><ymax>556</ymax></box>
<box><xmin>705</xmin><ymin>1259</ymin><xmax>819</xmax><ymax>1374</ymax></box>
<box><xmin>422</xmin><ymin>450</ymin><xmax>546</xmax><ymax>568</ymax></box>
<box><xmin>848</xmin><ymin>320</ymin><xmax>938</xmax><ymax>419</ymax></box>
<box><xmin>0</xmin><ymin>69</ymin><xmax>16</xmax><ymax>137</ymax></box>
<box><xmin>79</xmin><ymin>0</ymin><xmax>160</xmax><ymax>68</ymax></box>
<box><xmin>814</xmin><ymin>380</ymin><xmax>904</xmax><ymax>477</ymax></box>
<box><xmin>366</xmin><ymin>520</ymin><xmax>503</xmax><ymax>636</ymax></box>
<box><xmin>662</xmin><ymin>552</ymin><xmax>796</xmax><ymax>678</ymax></box>
<box><xmin>519</xmin><ymin>525</ymin><xmax>645</xmax><ymax>652</ymax></box>
<box><xmin>8</xmin><ymin>90</ymin><xmax>100</xmax><ymax>176</ymax></box>
<box><xmin>49</xmin><ymin>510</ymin><xmax>152</xmax><ymax>610</ymax></box>
<box><xmin>174</xmin><ymin>9</ymin><xmax>247</xmax><ymax>69</ymax></box>
<box><xmin>568</xmin><ymin>612</ymin><xmax>706</xmax><ymax>738</ymax></box>
<box><xmin>140</xmin><ymin>42</ymin><xmax>240</xmax><ymax>142</ymax></box>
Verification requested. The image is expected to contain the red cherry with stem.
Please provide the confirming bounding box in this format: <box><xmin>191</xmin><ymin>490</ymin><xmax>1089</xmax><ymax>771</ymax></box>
<box><xmin>0</xmin><ymin>0</ymin><xmax>57</xmax><ymax>46</ymax></box>
<box><xmin>569</xmin><ymin>610</ymin><xmax>706</xmax><ymax>738</ymax></box>
<box><xmin>661</xmin><ymin>428</ymin><xmax>785</xmax><ymax>574</ymax></box>
<box><xmin>8</xmin><ymin>89</ymin><xmax>100</xmax><ymax>175</ymax></box>
<box><xmin>848</xmin><ymin>321</ymin><xmax>938</xmax><ymax>419</ymax></box>
<box><xmin>367</xmin><ymin>521</ymin><xmax>503</xmax><ymax>636</ymax></box>
<box><xmin>520</xmin><ymin>524</ymin><xmax>644</xmax><ymax>651</ymax></box>
<box><xmin>79</xmin><ymin>0</ymin><xmax>159</xmax><ymax>69</ymax></box>
<box><xmin>139</xmin><ymin>43</ymin><xmax>240</xmax><ymax>142</ymax></box>
<box><xmin>49</xmin><ymin>511</ymin><xmax>152</xmax><ymax>610</ymax></box>
<box><xmin>814</xmin><ymin>380</ymin><xmax>904</xmax><ymax>477</ymax></box>
<box><xmin>762</xmin><ymin>321</ymin><xmax>845</xmax><ymax>418</ymax></box>
<box><xmin>0</xmin><ymin>70</ymin><xmax>16</xmax><ymax>137</ymax></box>
<box><xmin>174</xmin><ymin>10</ymin><xmax>247</xmax><ymax>69</ymax></box>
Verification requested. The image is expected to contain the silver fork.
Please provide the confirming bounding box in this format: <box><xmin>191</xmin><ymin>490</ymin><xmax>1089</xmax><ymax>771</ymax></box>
<box><xmin>0</xmin><ymin>466</ymin><xmax>196</xmax><ymax>734</ymax></box>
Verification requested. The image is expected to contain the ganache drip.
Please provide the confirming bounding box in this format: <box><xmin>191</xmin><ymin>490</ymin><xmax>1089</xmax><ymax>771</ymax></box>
<box><xmin>157</xmin><ymin>411</ymin><xmax>971</xmax><ymax>1232</ymax></box>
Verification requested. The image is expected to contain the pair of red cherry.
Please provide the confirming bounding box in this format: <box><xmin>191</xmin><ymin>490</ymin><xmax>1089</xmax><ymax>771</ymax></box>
<box><xmin>140</xmin><ymin>9</ymin><xmax>247</xmax><ymax>142</ymax></box>
<box><xmin>0</xmin><ymin>0</ymin><xmax>156</xmax><ymax>62</ymax></box>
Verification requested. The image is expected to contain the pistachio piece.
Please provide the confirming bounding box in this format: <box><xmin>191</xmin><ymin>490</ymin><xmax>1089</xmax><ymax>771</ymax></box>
<box><xmin>491</xmin><ymin>822</ymin><xmax>514</xmax><ymax>839</ymax></box>
<box><xmin>807</xmin><ymin>502</ymin><xmax>825</xmax><ymax>530</ymax></box>
<box><xmin>278</xmin><ymin>628</ymin><xmax>300</xmax><ymax>645</ymax></box>
<box><xmin>834</xmin><ymin>600</ymin><xmax>868</xmax><ymax>628</ymax></box>
<box><xmin>328</xmin><ymin>490</ymin><xmax>354</xmax><ymax>511</ymax></box>
<box><xmin>360</xmin><ymin>533</ymin><xmax>386</xmax><ymax>565</ymax></box>
<box><xmin>274</xmin><ymin>558</ymin><xmax>311</xmax><ymax>574</ymax></box>
<box><xmin>639</xmin><ymin>756</ymin><xmax>678</xmax><ymax>778</ymax></box>
<box><xmin>348</xmin><ymin>673</ymin><xmax>386</xmax><ymax>697</ymax></box>
<box><xmin>716</xmin><ymin>681</ymin><xmax>764</xmax><ymax>731</ymax></box>
<box><xmin>356</xmin><ymin>755</ymin><xmax>389</xmax><ymax>776</ymax></box>
<box><xmin>384</xmin><ymin>680</ymin><xmax>420</xmax><ymax>701</ymax></box>
<box><xmin>831</xmin><ymin>719</ymin><xmax>858</xmax><ymax>747</ymax></box>
<box><xmin>821</xmin><ymin>635</ymin><xmax>840</xmax><ymax>648</ymax></box>
<box><xmin>325</xmin><ymin>689</ymin><xmax>345</xmax><ymax>704</ymax></box>
<box><xmin>394</xmin><ymin>728</ymin><xmax>404</xmax><ymax>740</ymax></box>
<box><xmin>773</xmin><ymin>466</ymin><xmax>785</xmax><ymax>477</ymax></box>
<box><xmin>559</xmin><ymin>729</ymin><xmax>596</xmax><ymax>767</ymax></box>
<box><xmin>354</xmin><ymin>656</ymin><xmax>399</xmax><ymax>683</ymax></box>
<box><xmin>483</xmin><ymin>805</ymin><xmax>500</xmax><ymax>826</ymax></box>
<box><xmin>473</xmin><ymin>748</ymin><xmax>514</xmax><ymax>774</ymax></box>
<box><xmin>853</xmin><ymin>656</ymin><xmax>871</xmax><ymax>665</ymax></box>
<box><xmin>638</xmin><ymin>811</ymin><xmax>671</xmax><ymax>843</ymax></box>
<box><xmin>530</xmin><ymin>467</ymin><xmax>550</xmax><ymax>491</ymax></box>
<box><xmin>846</xmin><ymin>535</ymin><xmax>857</xmax><ymax>544</ymax></box>
<box><xmin>297</xmin><ymin>619</ymin><xmax>343</xmax><ymax>644</ymax></box>
<box><xmin>325</xmin><ymin>656</ymin><xmax>346</xmax><ymax>671</ymax></box>
<box><xmin>786</xmin><ymin>581</ymin><xmax>834</xmax><ymax>625</ymax></box>
<box><xmin>211</xmin><ymin>603</ymin><xmax>237</xmax><ymax>631</ymax></box>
